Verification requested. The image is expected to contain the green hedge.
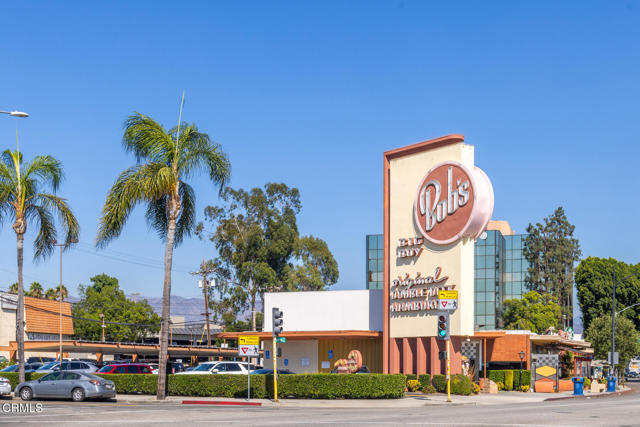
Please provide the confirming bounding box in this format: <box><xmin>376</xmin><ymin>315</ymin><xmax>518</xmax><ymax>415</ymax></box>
<box><xmin>418</xmin><ymin>374</ymin><xmax>431</xmax><ymax>388</ymax></box>
<box><xmin>270</xmin><ymin>374</ymin><xmax>405</xmax><ymax>399</ymax></box>
<box><xmin>405</xmin><ymin>374</ymin><xmax>417</xmax><ymax>383</ymax></box>
<box><xmin>431</xmin><ymin>374</ymin><xmax>472</xmax><ymax>395</ymax></box>
<box><xmin>505</xmin><ymin>370</ymin><xmax>514</xmax><ymax>391</ymax></box>
<box><xmin>487</xmin><ymin>370</ymin><xmax>531</xmax><ymax>390</ymax></box>
<box><xmin>2</xmin><ymin>372</ymin><xmax>405</xmax><ymax>399</ymax></box>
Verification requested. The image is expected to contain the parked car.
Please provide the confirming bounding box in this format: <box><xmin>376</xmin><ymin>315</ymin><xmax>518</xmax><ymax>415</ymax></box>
<box><xmin>97</xmin><ymin>363</ymin><xmax>153</xmax><ymax>374</ymax></box>
<box><xmin>27</xmin><ymin>357</ymin><xmax>55</xmax><ymax>364</ymax></box>
<box><xmin>146</xmin><ymin>362</ymin><xmax>185</xmax><ymax>374</ymax></box>
<box><xmin>176</xmin><ymin>362</ymin><xmax>257</xmax><ymax>375</ymax></box>
<box><xmin>1</xmin><ymin>363</ymin><xmax>42</xmax><ymax>373</ymax></box>
<box><xmin>72</xmin><ymin>359</ymin><xmax>103</xmax><ymax>369</ymax></box>
<box><xmin>15</xmin><ymin>371</ymin><xmax>116</xmax><ymax>402</ymax></box>
<box><xmin>251</xmin><ymin>369</ymin><xmax>295</xmax><ymax>375</ymax></box>
<box><xmin>36</xmin><ymin>362</ymin><xmax>59</xmax><ymax>372</ymax></box>
<box><xmin>37</xmin><ymin>361</ymin><xmax>98</xmax><ymax>374</ymax></box>
<box><xmin>0</xmin><ymin>376</ymin><xmax>11</xmax><ymax>397</ymax></box>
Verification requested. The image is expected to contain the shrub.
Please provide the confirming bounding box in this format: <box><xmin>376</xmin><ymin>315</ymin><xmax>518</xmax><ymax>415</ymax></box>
<box><xmin>432</xmin><ymin>374</ymin><xmax>447</xmax><ymax>393</ymax></box>
<box><xmin>96</xmin><ymin>374</ymin><xmax>158</xmax><ymax>394</ymax></box>
<box><xmin>422</xmin><ymin>384</ymin><xmax>436</xmax><ymax>394</ymax></box>
<box><xmin>505</xmin><ymin>370</ymin><xmax>514</xmax><ymax>391</ymax></box>
<box><xmin>406</xmin><ymin>379</ymin><xmax>421</xmax><ymax>392</ymax></box>
<box><xmin>168</xmin><ymin>374</ymin><xmax>267</xmax><ymax>398</ymax></box>
<box><xmin>471</xmin><ymin>382</ymin><xmax>481</xmax><ymax>394</ymax></box>
<box><xmin>584</xmin><ymin>378</ymin><xmax>591</xmax><ymax>388</ymax></box>
<box><xmin>418</xmin><ymin>374</ymin><xmax>431</xmax><ymax>388</ymax></box>
<box><xmin>488</xmin><ymin>370</ymin><xmax>505</xmax><ymax>386</ymax></box>
<box><xmin>451</xmin><ymin>374</ymin><xmax>472</xmax><ymax>395</ymax></box>
<box><xmin>269</xmin><ymin>374</ymin><xmax>406</xmax><ymax>399</ymax></box>
<box><xmin>496</xmin><ymin>381</ymin><xmax>504</xmax><ymax>391</ymax></box>
<box><xmin>520</xmin><ymin>385</ymin><xmax>530</xmax><ymax>392</ymax></box>
<box><xmin>430</xmin><ymin>374</ymin><xmax>472</xmax><ymax>395</ymax></box>
<box><xmin>405</xmin><ymin>374</ymin><xmax>417</xmax><ymax>383</ymax></box>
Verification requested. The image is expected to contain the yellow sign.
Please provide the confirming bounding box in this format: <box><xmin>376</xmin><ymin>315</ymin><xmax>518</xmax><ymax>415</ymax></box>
<box><xmin>239</xmin><ymin>336</ymin><xmax>260</xmax><ymax>345</ymax></box>
<box><xmin>438</xmin><ymin>290</ymin><xmax>458</xmax><ymax>300</ymax></box>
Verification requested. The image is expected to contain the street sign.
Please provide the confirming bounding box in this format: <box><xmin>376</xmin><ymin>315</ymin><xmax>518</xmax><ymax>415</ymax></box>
<box><xmin>438</xmin><ymin>290</ymin><xmax>458</xmax><ymax>300</ymax></box>
<box><xmin>238</xmin><ymin>344</ymin><xmax>259</xmax><ymax>357</ymax></box>
<box><xmin>438</xmin><ymin>299</ymin><xmax>458</xmax><ymax>310</ymax></box>
<box><xmin>239</xmin><ymin>335</ymin><xmax>260</xmax><ymax>345</ymax></box>
<box><xmin>276</xmin><ymin>337</ymin><xmax>286</xmax><ymax>343</ymax></box>
<box><xmin>608</xmin><ymin>351</ymin><xmax>619</xmax><ymax>365</ymax></box>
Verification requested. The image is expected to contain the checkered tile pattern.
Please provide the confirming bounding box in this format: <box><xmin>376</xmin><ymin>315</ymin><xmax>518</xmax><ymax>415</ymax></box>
<box><xmin>462</xmin><ymin>341</ymin><xmax>479</xmax><ymax>360</ymax></box>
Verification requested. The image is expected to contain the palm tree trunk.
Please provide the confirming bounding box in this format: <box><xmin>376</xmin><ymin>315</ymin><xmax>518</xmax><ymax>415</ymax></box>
<box><xmin>156</xmin><ymin>217</ymin><xmax>176</xmax><ymax>400</ymax></box>
<box><xmin>16</xmin><ymin>233</ymin><xmax>25</xmax><ymax>383</ymax></box>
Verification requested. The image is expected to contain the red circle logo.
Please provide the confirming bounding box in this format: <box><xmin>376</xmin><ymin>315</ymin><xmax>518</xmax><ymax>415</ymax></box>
<box><xmin>414</xmin><ymin>162</ymin><xmax>476</xmax><ymax>245</ymax></box>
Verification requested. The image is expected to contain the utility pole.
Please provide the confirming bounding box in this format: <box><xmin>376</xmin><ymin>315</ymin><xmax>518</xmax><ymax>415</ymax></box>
<box><xmin>131</xmin><ymin>292</ymin><xmax>141</xmax><ymax>303</ymax></box>
<box><xmin>99</xmin><ymin>313</ymin><xmax>105</xmax><ymax>341</ymax></box>
<box><xmin>611</xmin><ymin>265</ymin><xmax>616</xmax><ymax>378</ymax></box>
<box><xmin>191</xmin><ymin>259</ymin><xmax>215</xmax><ymax>349</ymax></box>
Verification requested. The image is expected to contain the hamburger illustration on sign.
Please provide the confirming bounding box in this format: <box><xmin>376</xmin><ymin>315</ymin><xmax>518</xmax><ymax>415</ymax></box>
<box><xmin>414</xmin><ymin>161</ymin><xmax>494</xmax><ymax>245</ymax></box>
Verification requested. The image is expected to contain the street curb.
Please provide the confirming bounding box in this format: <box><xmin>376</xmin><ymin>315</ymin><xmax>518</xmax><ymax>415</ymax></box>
<box><xmin>544</xmin><ymin>388</ymin><xmax>634</xmax><ymax>401</ymax></box>
<box><xmin>182</xmin><ymin>400</ymin><xmax>262</xmax><ymax>406</ymax></box>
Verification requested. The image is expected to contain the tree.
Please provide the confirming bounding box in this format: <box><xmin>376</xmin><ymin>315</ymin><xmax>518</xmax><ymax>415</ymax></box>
<box><xmin>8</xmin><ymin>283</ymin><xmax>18</xmax><ymax>294</ymax></box>
<box><xmin>502</xmin><ymin>291</ymin><xmax>562</xmax><ymax>333</ymax></box>
<box><xmin>44</xmin><ymin>284</ymin><xmax>68</xmax><ymax>300</ymax></box>
<box><xmin>523</xmin><ymin>206</ymin><xmax>581</xmax><ymax>326</ymax></box>
<box><xmin>72</xmin><ymin>274</ymin><xmax>160</xmax><ymax>342</ymax></box>
<box><xmin>26</xmin><ymin>282</ymin><xmax>44</xmax><ymax>298</ymax></box>
<box><xmin>0</xmin><ymin>147</ymin><xmax>79</xmax><ymax>383</ymax></box>
<box><xmin>575</xmin><ymin>257</ymin><xmax>640</xmax><ymax>332</ymax></box>
<box><xmin>585</xmin><ymin>314</ymin><xmax>640</xmax><ymax>371</ymax></box>
<box><xmin>96</xmin><ymin>111</ymin><xmax>230</xmax><ymax>400</ymax></box>
<box><xmin>197</xmin><ymin>183</ymin><xmax>339</xmax><ymax>331</ymax></box>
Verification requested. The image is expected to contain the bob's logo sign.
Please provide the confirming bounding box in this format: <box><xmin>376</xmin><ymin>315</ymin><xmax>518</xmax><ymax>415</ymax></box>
<box><xmin>414</xmin><ymin>161</ymin><xmax>494</xmax><ymax>245</ymax></box>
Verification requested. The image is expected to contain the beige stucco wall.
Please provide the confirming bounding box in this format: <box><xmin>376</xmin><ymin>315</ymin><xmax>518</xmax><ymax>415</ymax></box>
<box><xmin>388</xmin><ymin>142</ymin><xmax>475</xmax><ymax>338</ymax></box>
<box><xmin>271</xmin><ymin>340</ymin><xmax>319</xmax><ymax>373</ymax></box>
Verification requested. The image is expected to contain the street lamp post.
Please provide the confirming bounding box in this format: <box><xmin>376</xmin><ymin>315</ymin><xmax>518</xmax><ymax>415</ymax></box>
<box><xmin>0</xmin><ymin>110</ymin><xmax>29</xmax><ymax>117</ymax></box>
<box><xmin>518</xmin><ymin>351</ymin><xmax>525</xmax><ymax>390</ymax></box>
<box><xmin>99</xmin><ymin>313</ymin><xmax>105</xmax><ymax>342</ymax></box>
<box><xmin>54</xmin><ymin>239</ymin><xmax>78</xmax><ymax>363</ymax></box>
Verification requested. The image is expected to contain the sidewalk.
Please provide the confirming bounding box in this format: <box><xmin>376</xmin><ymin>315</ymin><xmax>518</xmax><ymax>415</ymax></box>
<box><xmin>109</xmin><ymin>387</ymin><xmax>630</xmax><ymax>408</ymax></box>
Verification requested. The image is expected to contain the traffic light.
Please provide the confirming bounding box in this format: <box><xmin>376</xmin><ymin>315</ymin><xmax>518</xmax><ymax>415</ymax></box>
<box><xmin>272</xmin><ymin>307</ymin><xmax>284</xmax><ymax>337</ymax></box>
<box><xmin>437</xmin><ymin>312</ymin><xmax>449</xmax><ymax>340</ymax></box>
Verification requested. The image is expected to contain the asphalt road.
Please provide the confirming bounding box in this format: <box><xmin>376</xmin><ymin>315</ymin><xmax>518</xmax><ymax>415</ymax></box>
<box><xmin>0</xmin><ymin>387</ymin><xmax>638</xmax><ymax>426</ymax></box>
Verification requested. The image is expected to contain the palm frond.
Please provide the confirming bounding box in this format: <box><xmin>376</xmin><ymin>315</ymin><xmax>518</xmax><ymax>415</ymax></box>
<box><xmin>173</xmin><ymin>125</ymin><xmax>230</xmax><ymax>190</ymax></box>
<box><xmin>97</xmin><ymin>163</ymin><xmax>176</xmax><ymax>247</ymax></box>
<box><xmin>123</xmin><ymin>113</ymin><xmax>174</xmax><ymax>164</ymax></box>
<box><xmin>25</xmin><ymin>204</ymin><xmax>57</xmax><ymax>260</ymax></box>
<box><xmin>174</xmin><ymin>181</ymin><xmax>195</xmax><ymax>246</ymax></box>
<box><xmin>145</xmin><ymin>196</ymin><xmax>169</xmax><ymax>241</ymax></box>
<box><xmin>32</xmin><ymin>193</ymin><xmax>80</xmax><ymax>253</ymax></box>
<box><xmin>22</xmin><ymin>155</ymin><xmax>63</xmax><ymax>192</ymax></box>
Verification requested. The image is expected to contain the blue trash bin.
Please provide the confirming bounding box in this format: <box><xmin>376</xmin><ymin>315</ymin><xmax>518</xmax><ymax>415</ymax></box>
<box><xmin>606</xmin><ymin>376</ymin><xmax>617</xmax><ymax>392</ymax></box>
<box><xmin>572</xmin><ymin>377</ymin><xmax>584</xmax><ymax>395</ymax></box>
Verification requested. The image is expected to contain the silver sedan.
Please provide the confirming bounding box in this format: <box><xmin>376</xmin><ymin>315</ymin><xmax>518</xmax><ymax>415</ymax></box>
<box><xmin>0</xmin><ymin>376</ymin><xmax>11</xmax><ymax>396</ymax></box>
<box><xmin>15</xmin><ymin>371</ymin><xmax>116</xmax><ymax>402</ymax></box>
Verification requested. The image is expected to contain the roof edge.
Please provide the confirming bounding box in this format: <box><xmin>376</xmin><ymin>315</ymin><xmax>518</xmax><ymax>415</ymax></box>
<box><xmin>384</xmin><ymin>134</ymin><xmax>465</xmax><ymax>160</ymax></box>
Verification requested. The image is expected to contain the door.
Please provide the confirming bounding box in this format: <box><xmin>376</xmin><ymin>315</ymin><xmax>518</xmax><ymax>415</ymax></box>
<box><xmin>225</xmin><ymin>363</ymin><xmax>243</xmax><ymax>375</ymax></box>
<box><xmin>125</xmin><ymin>366</ymin><xmax>141</xmax><ymax>374</ymax></box>
<box><xmin>36</xmin><ymin>372</ymin><xmax>62</xmax><ymax>397</ymax></box>
<box><xmin>58</xmin><ymin>372</ymin><xmax>81</xmax><ymax>397</ymax></box>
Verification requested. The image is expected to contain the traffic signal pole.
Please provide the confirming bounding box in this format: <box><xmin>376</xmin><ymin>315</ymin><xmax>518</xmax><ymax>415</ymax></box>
<box><xmin>272</xmin><ymin>338</ymin><xmax>278</xmax><ymax>401</ymax></box>
<box><xmin>446</xmin><ymin>339</ymin><xmax>451</xmax><ymax>402</ymax></box>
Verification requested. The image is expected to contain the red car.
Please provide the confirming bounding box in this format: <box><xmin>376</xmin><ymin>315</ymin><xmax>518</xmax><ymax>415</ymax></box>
<box><xmin>97</xmin><ymin>363</ymin><xmax>153</xmax><ymax>374</ymax></box>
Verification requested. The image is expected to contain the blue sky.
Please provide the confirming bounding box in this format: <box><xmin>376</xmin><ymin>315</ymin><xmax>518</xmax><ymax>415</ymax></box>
<box><xmin>0</xmin><ymin>1</ymin><xmax>638</xmax><ymax>306</ymax></box>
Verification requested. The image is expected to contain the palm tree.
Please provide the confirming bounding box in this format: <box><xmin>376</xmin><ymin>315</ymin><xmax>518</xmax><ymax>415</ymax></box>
<box><xmin>0</xmin><ymin>148</ymin><xmax>79</xmax><ymax>383</ymax></box>
<box><xmin>8</xmin><ymin>283</ymin><xmax>18</xmax><ymax>294</ymax></box>
<box><xmin>96</xmin><ymin>111</ymin><xmax>230</xmax><ymax>399</ymax></box>
<box><xmin>44</xmin><ymin>288</ymin><xmax>57</xmax><ymax>300</ymax></box>
<box><xmin>27</xmin><ymin>282</ymin><xmax>44</xmax><ymax>298</ymax></box>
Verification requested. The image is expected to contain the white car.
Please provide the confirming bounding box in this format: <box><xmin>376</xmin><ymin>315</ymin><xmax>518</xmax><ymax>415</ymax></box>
<box><xmin>177</xmin><ymin>362</ymin><xmax>258</xmax><ymax>375</ymax></box>
<box><xmin>0</xmin><ymin>377</ymin><xmax>11</xmax><ymax>396</ymax></box>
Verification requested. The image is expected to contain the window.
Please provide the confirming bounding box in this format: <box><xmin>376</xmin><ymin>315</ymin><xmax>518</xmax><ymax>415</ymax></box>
<box><xmin>62</xmin><ymin>372</ymin><xmax>80</xmax><ymax>380</ymax></box>
<box><xmin>70</xmin><ymin>362</ymin><xmax>83</xmax><ymax>370</ymax></box>
<box><xmin>60</xmin><ymin>362</ymin><xmax>71</xmax><ymax>370</ymax></box>
<box><xmin>115</xmin><ymin>366</ymin><xmax>126</xmax><ymax>374</ymax></box>
<box><xmin>226</xmin><ymin>363</ymin><xmax>242</xmax><ymax>372</ymax></box>
<box><xmin>126</xmin><ymin>366</ymin><xmax>140</xmax><ymax>374</ymax></box>
<box><xmin>140</xmin><ymin>366</ymin><xmax>151</xmax><ymax>374</ymax></box>
<box><xmin>213</xmin><ymin>364</ymin><xmax>226</xmax><ymax>372</ymax></box>
<box><xmin>41</xmin><ymin>372</ymin><xmax>62</xmax><ymax>381</ymax></box>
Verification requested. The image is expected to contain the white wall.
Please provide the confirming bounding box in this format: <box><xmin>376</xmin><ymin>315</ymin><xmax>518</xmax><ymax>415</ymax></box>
<box><xmin>263</xmin><ymin>290</ymin><xmax>382</xmax><ymax>332</ymax></box>
<box><xmin>264</xmin><ymin>340</ymin><xmax>318</xmax><ymax>373</ymax></box>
